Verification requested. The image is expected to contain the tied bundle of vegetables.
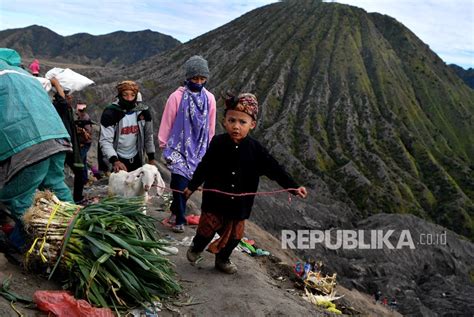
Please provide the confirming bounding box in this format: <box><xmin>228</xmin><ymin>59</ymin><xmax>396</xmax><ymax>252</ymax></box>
<box><xmin>23</xmin><ymin>191</ymin><xmax>181</xmax><ymax>311</ymax></box>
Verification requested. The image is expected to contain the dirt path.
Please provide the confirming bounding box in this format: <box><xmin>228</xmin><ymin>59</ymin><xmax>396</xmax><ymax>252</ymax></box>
<box><xmin>0</xmin><ymin>181</ymin><xmax>401</xmax><ymax>316</ymax></box>
<box><xmin>150</xmin><ymin>209</ymin><xmax>322</xmax><ymax>316</ymax></box>
<box><xmin>0</xmin><ymin>253</ymin><xmax>56</xmax><ymax>317</ymax></box>
<box><xmin>0</xmin><ymin>213</ymin><xmax>320</xmax><ymax>317</ymax></box>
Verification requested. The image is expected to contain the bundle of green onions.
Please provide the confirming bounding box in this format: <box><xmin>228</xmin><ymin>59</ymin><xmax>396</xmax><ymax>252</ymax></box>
<box><xmin>22</xmin><ymin>191</ymin><xmax>181</xmax><ymax>311</ymax></box>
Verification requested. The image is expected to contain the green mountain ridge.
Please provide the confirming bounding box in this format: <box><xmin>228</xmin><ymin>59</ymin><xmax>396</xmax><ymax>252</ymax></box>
<box><xmin>0</xmin><ymin>25</ymin><xmax>181</xmax><ymax>65</ymax></box>
<box><xmin>120</xmin><ymin>0</ymin><xmax>473</xmax><ymax>239</ymax></box>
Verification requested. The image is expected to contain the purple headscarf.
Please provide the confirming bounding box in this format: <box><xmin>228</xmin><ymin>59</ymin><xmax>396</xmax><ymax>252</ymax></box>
<box><xmin>163</xmin><ymin>87</ymin><xmax>210</xmax><ymax>179</ymax></box>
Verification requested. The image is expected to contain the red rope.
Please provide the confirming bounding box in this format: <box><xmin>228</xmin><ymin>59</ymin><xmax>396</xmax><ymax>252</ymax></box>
<box><xmin>154</xmin><ymin>185</ymin><xmax>297</xmax><ymax>203</ymax></box>
<box><xmin>154</xmin><ymin>185</ymin><xmax>298</xmax><ymax>197</ymax></box>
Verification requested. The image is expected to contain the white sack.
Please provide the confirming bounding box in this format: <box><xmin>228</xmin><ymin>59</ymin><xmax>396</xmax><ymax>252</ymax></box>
<box><xmin>45</xmin><ymin>67</ymin><xmax>94</xmax><ymax>93</ymax></box>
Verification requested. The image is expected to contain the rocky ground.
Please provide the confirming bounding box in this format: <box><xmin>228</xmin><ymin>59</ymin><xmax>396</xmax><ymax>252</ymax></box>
<box><xmin>0</xmin><ymin>177</ymin><xmax>401</xmax><ymax>317</ymax></box>
<box><xmin>251</xmin><ymin>182</ymin><xmax>474</xmax><ymax>317</ymax></box>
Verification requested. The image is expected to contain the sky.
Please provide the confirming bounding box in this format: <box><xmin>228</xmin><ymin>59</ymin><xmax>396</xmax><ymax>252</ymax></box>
<box><xmin>0</xmin><ymin>0</ymin><xmax>472</xmax><ymax>68</ymax></box>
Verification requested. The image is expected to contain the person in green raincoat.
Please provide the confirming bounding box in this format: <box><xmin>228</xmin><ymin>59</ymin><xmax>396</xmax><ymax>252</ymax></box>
<box><xmin>0</xmin><ymin>48</ymin><xmax>73</xmax><ymax>251</ymax></box>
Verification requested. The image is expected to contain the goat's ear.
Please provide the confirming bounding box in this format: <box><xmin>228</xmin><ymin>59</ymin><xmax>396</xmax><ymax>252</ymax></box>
<box><xmin>155</xmin><ymin>172</ymin><xmax>165</xmax><ymax>197</ymax></box>
<box><xmin>132</xmin><ymin>167</ymin><xmax>143</xmax><ymax>177</ymax></box>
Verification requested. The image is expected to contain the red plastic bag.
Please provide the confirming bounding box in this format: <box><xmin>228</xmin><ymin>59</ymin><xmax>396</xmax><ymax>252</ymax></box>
<box><xmin>34</xmin><ymin>290</ymin><xmax>114</xmax><ymax>317</ymax></box>
<box><xmin>186</xmin><ymin>214</ymin><xmax>200</xmax><ymax>225</ymax></box>
<box><xmin>0</xmin><ymin>223</ymin><xmax>14</xmax><ymax>235</ymax></box>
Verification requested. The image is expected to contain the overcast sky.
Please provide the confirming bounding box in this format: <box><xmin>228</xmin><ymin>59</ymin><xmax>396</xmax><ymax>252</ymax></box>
<box><xmin>1</xmin><ymin>0</ymin><xmax>472</xmax><ymax>68</ymax></box>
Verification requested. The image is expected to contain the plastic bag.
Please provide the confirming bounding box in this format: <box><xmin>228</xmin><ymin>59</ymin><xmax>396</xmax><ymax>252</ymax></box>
<box><xmin>45</xmin><ymin>67</ymin><xmax>94</xmax><ymax>93</ymax></box>
<box><xmin>35</xmin><ymin>77</ymin><xmax>52</xmax><ymax>92</ymax></box>
<box><xmin>34</xmin><ymin>290</ymin><xmax>114</xmax><ymax>317</ymax></box>
<box><xmin>185</xmin><ymin>214</ymin><xmax>200</xmax><ymax>225</ymax></box>
<box><xmin>294</xmin><ymin>261</ymin><xmax>304</xmax><ymax>277</ymax></box>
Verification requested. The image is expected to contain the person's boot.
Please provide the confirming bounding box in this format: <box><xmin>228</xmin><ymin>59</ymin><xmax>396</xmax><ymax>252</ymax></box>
<box><xmin>172</xmin><ymin>224</ymin><xmax>185</xmax><ymax>233</ymax></box>
<box><xmin>215</xmin><ymin>257</ymin><xmax>237</xmax><ymax>274</ymax></box>
<box><xmin>186</xmin><ymin>247</ymin><xmax>203</xmax><ymax>264</ymax></box>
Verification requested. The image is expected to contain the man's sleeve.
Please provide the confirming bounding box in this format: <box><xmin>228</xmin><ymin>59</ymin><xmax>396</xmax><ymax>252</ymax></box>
<box><xmin>142</xmin><ymin>110</ymin><xmax>155</xmax><ymax>160</ymax></box>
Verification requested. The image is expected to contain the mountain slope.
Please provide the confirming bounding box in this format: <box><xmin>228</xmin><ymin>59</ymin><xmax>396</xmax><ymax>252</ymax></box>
<box><xmin>76</xmin><ymin>1</ymin><xmax>473</xmax><ymax>315</ymax></box>
<box><xmin>0</xmin><ymin>25</ymin><xmax>181</xmax><ymax>65</ymax></box>
<box><xmin>113</xmin><ymin>0</ymin><xmax>474</xmax><ymax>240</ymax></box>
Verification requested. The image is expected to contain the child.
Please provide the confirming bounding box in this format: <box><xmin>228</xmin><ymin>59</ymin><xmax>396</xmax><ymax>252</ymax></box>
<box><xmin>183</xmin><ymin>93</ymin><xmax>307</xmax><ymax>274</ymax></box>
<box><xmin>158</xmin><ymin>56</ymin><xmax>216</xmax><ymax>233</ymax></box>
<box><xmin>50</xmin><ymin>78</ymin><xmax>85</xmax><ymax>203</ymax></box>
<box><xmin>75</xmin><ymin>102</ymin><xmax>93</xmax><ymax>185</ymax></box>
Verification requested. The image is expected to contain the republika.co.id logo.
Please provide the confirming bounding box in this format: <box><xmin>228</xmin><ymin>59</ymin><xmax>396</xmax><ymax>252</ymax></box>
<box><xmin>281</xmin><ymin>229</ymin><xmax>447</xmax><ymax>250</ymax></box>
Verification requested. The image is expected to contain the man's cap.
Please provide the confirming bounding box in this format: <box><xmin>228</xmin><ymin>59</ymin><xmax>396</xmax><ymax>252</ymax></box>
<box><xmin>116</xmin><ymin>80</ymin><xmax>139</xmax><ymax>95</ymax></box>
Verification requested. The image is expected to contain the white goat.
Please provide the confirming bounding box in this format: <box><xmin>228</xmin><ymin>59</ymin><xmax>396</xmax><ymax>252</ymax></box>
<box><xmin>108</xmin><ymin>164</ymin><xmax>166</xmax><ymax>214</ymax></box>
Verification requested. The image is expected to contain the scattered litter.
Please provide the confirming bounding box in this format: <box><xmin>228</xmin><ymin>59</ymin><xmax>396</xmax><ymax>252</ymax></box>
<box><xmin>128</xmin><ymin>301</ymin><xmax>162</xmax><ymax>317</ymax></box>
<box><xmin>161</xmin><ymin>214</ymin><xmax>200</xmax><ymax>228</ymax></box>
<box><xmin>34</xmin><ymin>290</ymin><xmax>114</xmax><ymax>317</ymax></box>
<box><xmin>238</xmin><ymin>238</ymin><xmax>270</xmax><ymax>256</ymax></box>
<box><xmin>157</xmin><ymin>245</ymin><xmax>179</xmax><ymax>255</ymax></box>
<box><xmin>242</xmin><ymin>237</ymin><xmax>255</xmax><ymax>245</ymax></box>
<box><xmin>305</xmin><ymin>271</ymin><xmax>337</xmax><ymax>295</ymax></box>
<box><xmin>237</xmin><ymin>244</ymin><xmax>252</xmax><ymax>255</ymax></box>
<box><xmin>294</xmin><ymin>260</ymin><xmax>343</xmax><ymax>314</ymax></box>
<box><xmin>161</xmin><ymin>215</ymin><xmax>176</xmax><ymax>227</ymax></box>
<box><xmin>256</xmin><ymin>248</ymin><xmax>270</xmax><ymax>256</ymax></box>
<box><xmin>190</xmin><ymin>255</ymin><xmax>204</xmax><ymax>266</ymax></box>
<box><xmin>163</xmin><ymin>234</ymin><xmax>177</xmax><ymax>241</ymax></box>
<box><xmin>294</xmin><ymin>261</ymin><xmax>304</xmax><ymax>277</ymax></box>
<box><xmin>295</xmin><ymin>260</ymin><xmax>323</xmax><ymax>279</ymax></box>
<box><xmin>186</xmin><ymin>214</ymin><xmax>200</xmax><ymax>225</ymax></box>
<box><xmin>239</xmin><ymin>239</ymin><xmax>256</xmax><ymax>253</ymax></box>
<box><xmin>179</xmin><ymin>236</ymin><xmax>194</xmax><ymax>247</ymax></box>
<box><xmin>302</xmin><ymin>289</ymin><xmax>343</xmax><ymax>314</ymax></box>
<box><xmin>164</xmin><ymin>235</ymin><xmax>195</xmax><ymax>247</ymax></box>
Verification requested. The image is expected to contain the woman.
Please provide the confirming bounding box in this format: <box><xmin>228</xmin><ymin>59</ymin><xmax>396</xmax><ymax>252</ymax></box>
<box><xmin>158</xmin><ymin>56</ymin><xmax>216</xmax><ymax>233</ymax></box>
